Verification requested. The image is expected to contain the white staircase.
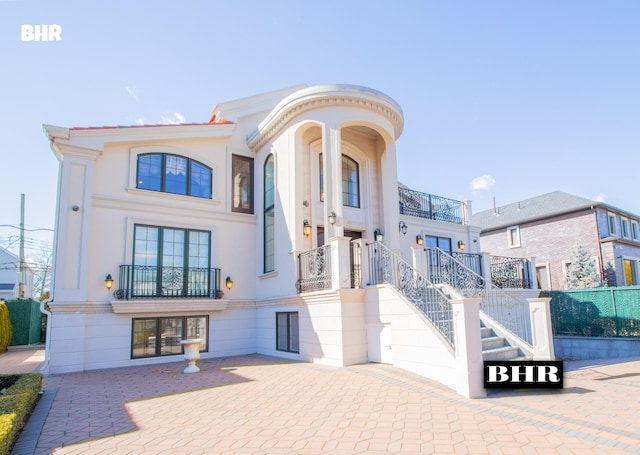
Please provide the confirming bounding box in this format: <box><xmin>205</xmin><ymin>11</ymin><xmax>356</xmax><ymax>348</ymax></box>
<box><xmin>480</xmin><ymin>322</ymin><xmax>529</xmax><ymax>361</ymax></box>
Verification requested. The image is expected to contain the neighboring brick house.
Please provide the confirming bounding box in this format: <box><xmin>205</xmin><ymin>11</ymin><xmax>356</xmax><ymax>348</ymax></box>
<box><xmin>471</xmin><ymin>191</ymin><xmax>640</xmax><ymax>290</ymax></box>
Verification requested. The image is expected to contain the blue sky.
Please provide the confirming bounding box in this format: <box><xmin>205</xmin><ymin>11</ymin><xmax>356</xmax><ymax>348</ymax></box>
<box><xmin>1</xmin><ymin>0</ymin><xmax>639</xmax><ymax>258</ymax></box>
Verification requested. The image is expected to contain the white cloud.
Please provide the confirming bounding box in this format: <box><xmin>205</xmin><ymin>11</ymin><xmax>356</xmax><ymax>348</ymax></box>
<box><xmin>470</xmin><ymin>174</ymin><xmax>496</xmax><ymax>191</ymax></box>
<box><xmin>125</xmin><ymin>85</ymin><xmax>139</xmax><ymax>103</ymax></box>
<box><xmin>593</xmin><ymin>193</ymin><xmax>607</xmax><ymax>203</ymax></box>
<box><xmin>134</xmin><ymin>117</ymin><xmax>145</xmax><ymax>125</ymax></box>
<box><xmin>159</xmin><ymin>112</ymin><xmax>186</xmax><ymax>125</ymax></box>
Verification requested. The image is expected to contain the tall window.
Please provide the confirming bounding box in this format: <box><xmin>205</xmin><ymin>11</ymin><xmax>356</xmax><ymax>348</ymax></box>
<box><xmin>137</xmin><ymin>153</ymin><xmax>211</xmax><ymax>199</ymax></box>
<box><xmin>608</xmin><ymin>213</ymin><xmax>617</xmax><ymax>236</ymax></box>
<box><xmin>264</xmin><ymin>155</ymin><xmax>275</xmax><ymax>273</ymax></box>
<box><xmin>319</xmin><ymin>154</ymin><xmax>360</xmax><ymax>207</ymax></box>
<box><xmin>133</xmin><ymin>225</ymin><xmax>211</xmax><ymax>298</ymax></box>
<box><xmin>132</xmin><ymin>316</ymin><xmax>208</xmax><ymax>359</ymax></box>
<box><xmin>232</xmin><ymin>155</ymin><xmax>254</xmax><ymax>213</ymax></box>
<box><xmin>276</xmin><ymin>312</ymin><xmax>299</xmax><ymax>353</ymax></box>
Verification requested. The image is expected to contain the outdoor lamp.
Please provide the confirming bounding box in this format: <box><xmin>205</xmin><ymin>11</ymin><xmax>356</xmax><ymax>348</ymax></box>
<box><xmin>225</xmin><ymin>276</ymin><xmax>233</xmax><ymax>290</ymax></box>
<box><xmin>399</xmin><ymin>221</ymin><xmax>408</xmax><ymax>235</ymax></box>
<box><xmin>416</xmin><ymin>235</ymin><xmax>424</xmax><ymax>246</ymax></box>
<box><xmin>303</xmin><ymin>219</ymin><xmax>312</xmax><ymax>237</ymax></box>
<box><xmin>104</xmin><ymin>274</ymin><xmax>114</xmax><ymax>290</ymax></box>
<box><xmin>374</xmin><ymin>229</ymin><xmax>384</xmax><ymax>243</ymax></box>
<box><xmin>457</xmin><ymin>240</ymin><xmax>465</xmax><ymax>251</ymax></box>
<box><xmin>328</xmin><ymin>211</ymin><xmax>337</xmax><ymax>225</ymax></box>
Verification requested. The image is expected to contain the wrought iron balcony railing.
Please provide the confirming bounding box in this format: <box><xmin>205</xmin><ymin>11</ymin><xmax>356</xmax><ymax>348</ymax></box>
<box><xmin>114</xmin><ymin>265</ymin><xmax>222</xmax><ymax>300</ymax></box>
<box><xmin>399</xmin><ymin>187</ymin><xmax>464</xmax><ymax>224</ymax></box>
<box><xmin>296</xmin><ymin>245</ymin><xmax>332</xmax><ymax>293</ymax></box>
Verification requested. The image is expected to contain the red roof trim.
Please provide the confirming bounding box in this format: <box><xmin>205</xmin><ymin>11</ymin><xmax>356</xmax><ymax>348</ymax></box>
<box><xmin>69</xmin><ymin>121</ymin><xmax>233</xmax><ymax>131</ymax></box>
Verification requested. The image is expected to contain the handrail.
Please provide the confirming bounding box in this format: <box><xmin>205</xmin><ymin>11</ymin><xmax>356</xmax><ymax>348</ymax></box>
<box><xmin>426</xmin><ymin>248</ymin><xmax>532</xmax><ymax>345</ymax></box>
<box><xmin>368</xmin><ymin>242</ymin><xmax>454</xmax><ymax>347</ymax></box>
<box><xmin>296</xmin><ymin>244</ymin><xmax>332</xmax><ymax>293</ymax></box>
<box><xmin>114</xmin><ymin>265</ymin><xmax>222</xmax><ymax>300</ymax></box>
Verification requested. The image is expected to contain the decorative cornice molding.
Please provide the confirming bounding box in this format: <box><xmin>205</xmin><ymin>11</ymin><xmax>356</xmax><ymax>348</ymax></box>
<box><xmin>48</xmin><ymin>301</ymin><xmax>112</xmax><ymax>314</ymax></box>
<box><xmin>247</xmin><ymin>85</ymin><xmax>404</xmax><ymax>152</ymax></box>
<box><xmin>111</xmin><ymin>299</ymin><xmax>228</xmax><ymax>314</ymax></box>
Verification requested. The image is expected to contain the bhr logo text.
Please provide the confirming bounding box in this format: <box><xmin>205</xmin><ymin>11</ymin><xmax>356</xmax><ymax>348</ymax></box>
<box><xmin>21</xmin><ymin>24</ymin><xmax>62</xmax><ymax>42</ymax></box>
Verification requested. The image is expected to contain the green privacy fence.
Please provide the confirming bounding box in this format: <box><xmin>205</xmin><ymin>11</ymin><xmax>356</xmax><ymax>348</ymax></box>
<box><xmin>3</xmin><ymin>298</ymin><xmax>42</xmax><ymax>345</ymax></box>
<box><xmin>542</xmin><ymin>287</ymin><xmax>640</xmax><ymax>337</ymax></box>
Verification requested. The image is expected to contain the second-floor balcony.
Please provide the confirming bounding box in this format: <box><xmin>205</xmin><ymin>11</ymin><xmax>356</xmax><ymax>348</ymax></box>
<box><xmin>399</xmin><ymin>187</ymin><xmax>465</xmax><ymax>225</ymax></box>
<box><xmin>114</xmin><ymin>265</ymin><xmax>222</xmax><ymax>300</ymax></box>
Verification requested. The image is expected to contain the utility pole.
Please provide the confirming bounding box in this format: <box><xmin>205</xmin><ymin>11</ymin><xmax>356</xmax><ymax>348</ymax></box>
<box><xmin>18</xmin><ymin>193</ymin><xmax>25</xmax><ymax>298</ymax></box>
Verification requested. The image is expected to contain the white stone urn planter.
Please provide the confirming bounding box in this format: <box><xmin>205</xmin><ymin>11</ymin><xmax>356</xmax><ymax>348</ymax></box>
<box><xmin>180</xmin><ymin>339</ymin><xmax>203</xmax><ymax>373</ymax></box>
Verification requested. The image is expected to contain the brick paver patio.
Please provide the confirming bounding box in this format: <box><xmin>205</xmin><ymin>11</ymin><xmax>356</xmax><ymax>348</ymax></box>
<box><xmin>3</xmin><ymin>348</ymin><xmax>640</xmax><ymax>454</ymax></box>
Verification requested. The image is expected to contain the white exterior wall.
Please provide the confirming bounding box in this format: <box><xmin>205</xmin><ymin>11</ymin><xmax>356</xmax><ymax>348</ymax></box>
<box><xmin>365</xmin><ymin>285</ymin><xmax>457</xmax><ymax>388</ymax></box>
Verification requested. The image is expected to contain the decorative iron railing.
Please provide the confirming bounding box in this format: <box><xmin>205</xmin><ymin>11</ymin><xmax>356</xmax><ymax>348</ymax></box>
<box><xmin>114</xmin><ymin>265</ymin><xmax>222</xmax><ymax>300</ymax></box>
<box><xmin>426</xmin><ymin>248</ymin><xmax>486</xmax><ymax>298</ymax></box>
<box><xmin>452</xmin><ymin>251</ymin><xmax>483</xmax><ymax>276</ymax></box>
<box><xmin>398</xmin><ymin>187</ymin><xmax>464</xmax><ymax>224</ymax></box>
<box><xmin>490</xmin><ymin>256</ymin><xmax>533</xmax><ymax>289</ymax></box>
<box><xmin>426</xmin><ymin>248</ymin><xmax>532</xmax><ymax>345</ymax></box>
<box><xmin>296</xmin><ymin>245</ymin><xmax>332</xmax><ymax>293</ymax></box>
<box><xmin>368</xmin><ymin>242</ymin><xmax>454</xmax><ymax>347</ymax></box>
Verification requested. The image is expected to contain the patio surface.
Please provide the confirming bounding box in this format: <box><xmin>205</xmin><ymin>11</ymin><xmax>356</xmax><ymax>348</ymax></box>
<box><xmin>2</xmin><ymin>346</ymin><xmax>640</xmax><ymax>454</ymax></box>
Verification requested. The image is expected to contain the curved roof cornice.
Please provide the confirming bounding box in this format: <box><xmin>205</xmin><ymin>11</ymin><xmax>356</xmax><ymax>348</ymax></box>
<box><xmin>247</xmin><ymin>84</ymin><xmax>404</xmax><ymax>151</ymax></box>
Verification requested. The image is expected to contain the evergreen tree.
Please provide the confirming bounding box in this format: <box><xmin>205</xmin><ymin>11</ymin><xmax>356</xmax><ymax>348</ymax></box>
<box><xmin>564</xmin><ymin>245</ymin><xmax>602</xmax><ymax>289</ymax></box>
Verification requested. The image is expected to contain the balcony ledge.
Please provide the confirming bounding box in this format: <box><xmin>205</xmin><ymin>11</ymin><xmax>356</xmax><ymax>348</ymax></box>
<box><xmin>111</xmin><ymin>298</ymin><xmax>228</xmax><ymax>314</ymax></box>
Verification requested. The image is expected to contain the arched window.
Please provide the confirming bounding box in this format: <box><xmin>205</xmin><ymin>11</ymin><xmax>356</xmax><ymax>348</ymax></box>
<box><xmin>136</xmin><ymin>153</ymin><xmax>211</xmax><ymax>199</ymax></box>
<box><xmin>264</xmin><ymin>155</ymin><xmax>275</xmax><ymax>273</ymax></box>
<box><xmin>319</xmin><ymin>154</ymin><xmax>360</xmax><ymax>208</ymax></box>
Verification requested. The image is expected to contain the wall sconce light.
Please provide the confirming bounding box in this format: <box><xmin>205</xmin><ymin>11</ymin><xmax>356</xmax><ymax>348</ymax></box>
<box><xmin>225</xmin><ymin>276</ymin><xmax>233</xmax><ymax>290</ymax></box>
<box><xmin>328</xmin><ymin>211</ymin><xmax>337</xmax><ymax>225</ymax></box>
<box><xmin>416</xmin><ymin>235</ymin><xmax>424</xmax><ymax>246</ymax></box>
<box><xmin>457</xmin><ymin>240</ymin><xmax>465</xmax><ymax>251</ymax></box>
<box><xmin>303</xmin><ymin>219</ymin><xmax>312</xmax><ymax>237</ymax></box>
<box><xmin>104</xmin><ymin>274</ymin><xmax>114</xmax><ymax>290</ymax></box>
<box><xmin>399</xmin><ymin>221</ymin><xmax>408</xmax><ymax>236</ymax></box>
<box><xmin>374</xmin><ymin>229</ymin><xmax>384</xmax><ymax>243</ymax></box>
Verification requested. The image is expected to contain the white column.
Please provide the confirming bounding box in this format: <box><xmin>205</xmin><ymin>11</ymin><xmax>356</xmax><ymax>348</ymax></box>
<box><xmin>411</xmin><ymin>245</ymin><xmax>427</xmax><ymax>277</ymax></box>
<box><xmin>322</xmin><ymin>123</ymin><xmax>343</xmax><ymax>239</ymax></box>
<box><xmin>379</xmin><ymin>142</ymin><xmax>400</xmax><ymax>251</ymax></box>
<box><xmin>330</xmin><ymin>236</ymin><xmax>352</xmax><ymax>290</ymax></box>
<box><xmin>52</xmin><ymin>144</ymin><xmax>101</xmax><ymax>302</ymax></box>
<box><xmin>451</xmin><ymin>297</ymin><xmax>486</xmax><ymax>399</ymax></box>
<box><xmin>527</xmin><ymin>297</ymin><xmax>555</xmax><ymax>360</ymax></box>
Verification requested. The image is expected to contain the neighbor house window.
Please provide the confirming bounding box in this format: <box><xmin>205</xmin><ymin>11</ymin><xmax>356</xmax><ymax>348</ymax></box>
<box><xmin>632</xmin><ymin>221</ymin><xmax>639</xmax><ymax>240</ymax></box>
<box><xmin>133</xmin><ymin>225</ymin><xmax>211</xmax><ymax>298</ymax></box>
<box><xmin>264</xmin><ymin>155</ymin><xmax>275</xmax><ymax>273</ymax></box>
<box><xmin>131</xmin><ymin>316</ymin><xmax>208</xmax><ymax>359</ymax></box>
<box><xmin>608</xmin><ymin>213</ymin><xmax>617</xmax><ymax>236</ymax></box>
<box><xmin>276</xmin><ymin>312</ymin><xmax>299</xmax><ymax>353</ymax></box>
<box><xmin>319</xmin><ymin>154</ymin><xmax>360</xmax><ymax>207</ymax></box>
<box><xmin>507</xmin><ymin>226</ymin><xmax>521</xmax><ymax>248</ymax></box>
<box><xmin>136</xmin><ymin>153</ymin><xmax>211</xmax><ymax>198</ymax></box>
<box><xmin>232</xmin><ymin>155</ymin><xmax>254</xmax><ymax>213</ymax></box>
<box><xmin>621</xmin><ymin>218</ymin><xmax>630</xmax><ymax>238</ymax></box>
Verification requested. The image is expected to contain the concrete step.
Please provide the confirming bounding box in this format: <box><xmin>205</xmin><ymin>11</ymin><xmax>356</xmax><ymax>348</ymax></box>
<box><xmin>482</xmin><ymin>345</ymin><xmax>521</xmax><ymax>361</ymax></box>
<box><xmin>481</xmin><ymin>336</ymin><xmax>507</xmax><ymax>350</ymax></box>
<box><xmin>480</xmin><ymin>327</ymin><xmax>494</xmax><ymax>338</ymax></box>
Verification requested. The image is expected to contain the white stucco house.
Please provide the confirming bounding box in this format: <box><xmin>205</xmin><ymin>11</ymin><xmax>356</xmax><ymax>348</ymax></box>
<box><xmin>0</xmin><ymin>249</ymin><xmax>34</xmax><ymax>300</ymax></box>
<box><xmin>43</xmin><ymin>84</ymin><xmax>554</xmax><ymax>398</ymax></box>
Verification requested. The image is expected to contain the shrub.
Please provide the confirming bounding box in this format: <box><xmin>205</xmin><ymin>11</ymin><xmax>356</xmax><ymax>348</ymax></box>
<box><xmin>0</xmin><ymin>303</ymin><xmax>11</xmax><ymax>352</ymax></box>
<box><xmin>0</xmin><ymin>373</ymin><xmax>43</xmax><ymax>455</ymax></box>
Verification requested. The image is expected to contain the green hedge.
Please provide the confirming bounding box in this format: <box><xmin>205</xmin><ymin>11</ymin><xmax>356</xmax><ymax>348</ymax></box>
<box><xmin>0</xmin><ymin>373</ymin><xmax>43</xmax><ymax>455</ymax></box>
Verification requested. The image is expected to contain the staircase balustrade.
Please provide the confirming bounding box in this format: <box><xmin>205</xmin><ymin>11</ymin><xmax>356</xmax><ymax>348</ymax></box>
<box><xmin>426</xmin><ymin>247</ymin><xmax>533</xmax><ymax>345</ymax></box>
<box><xmin>368</xmin><ymin>242</ymin><xmax>454</xmax><ymax>347</ymax></box>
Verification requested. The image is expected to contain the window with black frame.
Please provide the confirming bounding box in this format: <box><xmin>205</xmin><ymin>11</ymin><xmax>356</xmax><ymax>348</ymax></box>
<box><xmin>136</xmin><ymin>153</ymin><xmax>212</xmax><ymax>198</ymax></box>
<box><xmin>131</xmin><ymin>316</ymin><xmax>208</xmax><ymax>358</ymax></box>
